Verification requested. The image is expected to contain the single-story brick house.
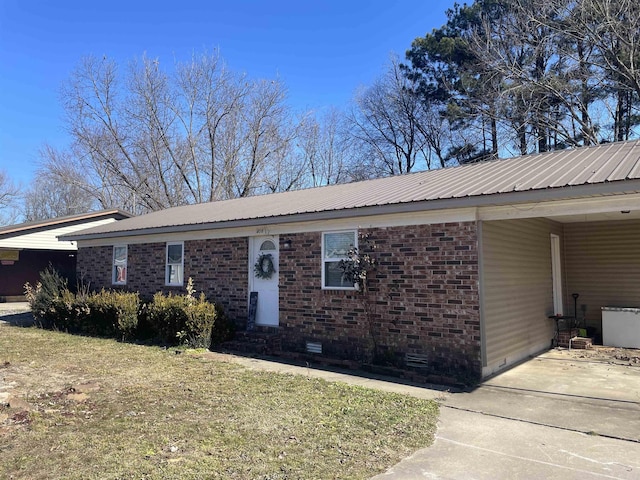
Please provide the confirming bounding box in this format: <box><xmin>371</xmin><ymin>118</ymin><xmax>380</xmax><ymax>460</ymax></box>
<box><xmin>62</xmin><ymin>140</ymin><xmax>640</xmax><ymax>381</ymax></box>
<box><xmin>0</xmin><ymin>210</ymin><xmax>131</xmax><ymax>302</ymax></box>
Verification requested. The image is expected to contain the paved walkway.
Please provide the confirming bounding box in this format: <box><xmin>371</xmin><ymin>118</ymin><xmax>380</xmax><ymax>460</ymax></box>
<box><xmin>204</xmin><ymin>351</ymin><xmax>449</xmax><ymax>401</ymax></box>
<box><xmin>0</xmin><ymin>302</ymin><xmax>30</xmax><ymax>315</ymax></box>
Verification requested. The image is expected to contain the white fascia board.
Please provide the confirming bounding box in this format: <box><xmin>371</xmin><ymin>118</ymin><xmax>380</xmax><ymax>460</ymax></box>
<box><xmin>0</xmin><ymin>218</ymin><xmax>118</xmax><ymax>251</ymax></box>
<box><xmin>75</xmin><ymin>207</ymin><xmax>478</xmax><ymax>248</ymax></box>
<box><xmin>478</xmin><ymin>193</ymin><xmax>640</xmax><ymax>221</ymax></box>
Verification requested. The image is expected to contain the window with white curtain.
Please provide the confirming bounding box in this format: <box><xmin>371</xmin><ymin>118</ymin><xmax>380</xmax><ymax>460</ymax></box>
<box><xmin>322</xmin><ymin>230</ymin><xmax>357</xmax><ymax>289</ymax></box>
<box><xmin>166</xmin><ymin>242</ymin><xmax>184</xmax><ymax>286</ymax></box>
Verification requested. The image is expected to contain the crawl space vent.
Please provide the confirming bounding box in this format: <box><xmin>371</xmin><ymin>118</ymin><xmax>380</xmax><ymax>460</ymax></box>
<box><xmin>306</xmin><ymin>341</ymin><xmax>322</xmax><ymax>354</ymax></box>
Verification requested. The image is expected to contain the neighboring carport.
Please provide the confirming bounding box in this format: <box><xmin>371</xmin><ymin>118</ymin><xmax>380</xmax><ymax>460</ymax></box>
<box><xmin>0</xmin><ymin>210</ymin><xmax>131</xmax><ymax>302</ymax></box>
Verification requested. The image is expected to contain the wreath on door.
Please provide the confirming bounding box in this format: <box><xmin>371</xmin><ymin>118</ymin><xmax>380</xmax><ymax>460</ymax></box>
<box><xmin>254</xmin><ymin>253</ymin><xmax>276</xmax><ymax>279</ymax></box>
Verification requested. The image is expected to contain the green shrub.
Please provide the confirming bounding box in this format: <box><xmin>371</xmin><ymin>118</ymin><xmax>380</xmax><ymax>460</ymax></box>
<box><xmin>146</xmin><ymin>279</ymin><xmax>217</xmax><ymax>348</ymax></box>
<box><xmin>183</xmin><ymin>293</ymin><xmax>217</xmax><ymax>348</ymax></box>
<box><xmin>26</xmin><ymin>269</ymin><xmax>139</xmax><ymax>340</ymax></box>
<box><xmin>26</xmin><ymin>271</ymin><xmax>219</xmax><ymax>348</ymax></box>
<box><xmin>83</xmin><ymin>290</ymin><xmax>116</xmax><ymax>337</ymax></box>
<box><xmin>84</xmin><ymin>290</ymin><xmax>140</xmax><ymax>340</ymax></box>
<box><xmin>51</xmin><ymin>287</ymin><xmax>88</xmax><ymax>332</ymax></box>
<box><xmin>112</xmin><ymin>291</ymin><xmax>140</xmax><ymax>340</ymax></box>
<box><xmin>24</xmin><ymin>266</ymin><xmax>69</xmax><ymax>328</ymax></box>
<box><xmin>146</xmin><ymin>292</ymin><xmax>190</xmax><ymax>344</ymax></box>
<box><xmin>135</xmin><ymin>301</ymin><xmax>156</xmax><ymax>340</ymax></box>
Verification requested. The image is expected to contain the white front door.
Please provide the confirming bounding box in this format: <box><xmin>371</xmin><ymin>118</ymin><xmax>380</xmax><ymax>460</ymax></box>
<box><xmin>249</xmin><ymin>236</ymin><xmax>279</xmax><ymax>326</ymax></box>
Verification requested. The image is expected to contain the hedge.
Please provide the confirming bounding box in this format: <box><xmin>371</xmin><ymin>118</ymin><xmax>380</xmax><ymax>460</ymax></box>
<box><xmin>25</xmin><ymin>271</ymin><xmax>228</xmax><ymax>349</ymax></box>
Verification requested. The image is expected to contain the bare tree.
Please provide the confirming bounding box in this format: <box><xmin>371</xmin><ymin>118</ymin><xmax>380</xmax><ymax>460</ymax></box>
<box><xmin>21</xmin><ymin>171</ymin><xmax>96</xmax><ymax>222</ymax></box>
<box><xmin>234</xmin><ymin>79</ymin><xmax>298</xmax><ymax>197</ymax></box>
<box><xmin>347</xmin><ymin>57</ymin><xmax>432</xmax><ymax>177</ymax></box>
<box><xmin>575</xmin><ymin>0</ymin><xmax>640</xmax><ymax>97</ymax></box>
<box><xmin>0</xmin><ymin>169</ymin><xmax>17</xmax><ymax>210</ymax></box>
<box><xmin>559</xmin><ymin>0</ymin><xmax>640</xmax><ymax>141</ymax></box>
<box><xmin>404</xmin><ymin>0</ymin><xmax>640</xmax><ymax>156</ymax></box>
<box><xmin>43</xmin><ymin>51</ymin><xmax>305</xmax><ymax>214</ymax></box>
<box><xmin>296</xmin><ymin>108</ymin><xmax>357</xmax><ymax>186</ymax></box>
<box><xmin>0</xmin><ymin>169</ymin><xmax>19</xmax><ymax>225</ymax></box>
<box><xmin>468</xmin><ymin>0</ymin><xmax>640</xmax><ymax>150</ymax></box>
<box><xmin>467</xmin><ymin>0</ymin><xmax>598</xmax><ymax>152</ymax></box>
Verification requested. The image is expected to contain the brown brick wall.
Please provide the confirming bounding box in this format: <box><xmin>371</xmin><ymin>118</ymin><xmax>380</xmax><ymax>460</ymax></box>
<box><xmin>77</xmin><ymin>238</ymin><xmax>248</xmax><ymax>322</ymax></box>
<box><xmin>185</xmin><ymin>238</ymin><xmax>249</xmax><ymax>322</ymax></box>
<box><xmin>279</xmin><ymin>223</ymin><xmax>481</xmax><ymax>380</ymax></box>
<box><xmin>77</xmin><ymin>245</ymin><xmax>113</xmax><ymax>289</ymax></box>
<box><xmin>128</xmin><ymin>243</ymin><xmax>166</xmax><ymax>294</ymax></box>
<box><xmin>77</xmin><ymin>221</ymin><xmax>481</xmax><ymax>379</ymax></box>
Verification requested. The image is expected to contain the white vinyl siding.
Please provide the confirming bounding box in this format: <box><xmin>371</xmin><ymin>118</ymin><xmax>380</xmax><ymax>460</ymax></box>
<box><xmin>322</xmin><ymin>230</ymin><xmax>357</xmax><ymax>289</ymax></box>
<box><xmin>166</xmin><ymin>242</ymin><xmax>184</xmax><ymax>286</ymax></box>
<box><xmin>112</xmin><ymin>245</ymin><xmax>127</xmax><ymax>285</ymax></box>
<box><xmin>0</xmin><ymin>218</ymin><xmax>118</xmax><ymax>251</ymax></box>
<box><xmin>481</xmin><ymin>218</ymin><xmax>560</xmax><ymax>377</ymax></box>
<box><xmin>564</xmin><ymin>219</ymin><xmax>640</xmax><ymax>333</ymax></box>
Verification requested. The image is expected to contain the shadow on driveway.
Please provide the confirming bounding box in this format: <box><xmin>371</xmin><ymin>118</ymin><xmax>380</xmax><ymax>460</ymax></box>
<box><xmin>0</xmin><ymin>311</ymin><xmax>35</xmax><ymax>327</ymax></box>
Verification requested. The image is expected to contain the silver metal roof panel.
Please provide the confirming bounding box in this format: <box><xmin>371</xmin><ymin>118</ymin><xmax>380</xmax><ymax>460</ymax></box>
<box><xmin>63</xmin><ymin>140</ymin><xmax>640</xmax><ymax>240</ymax></box>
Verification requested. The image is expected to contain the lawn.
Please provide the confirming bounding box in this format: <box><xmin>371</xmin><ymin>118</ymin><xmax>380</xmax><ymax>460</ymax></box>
<box><xmin>0</xmin><ymin>325</ymin><xmax>438</xmax><ymax>479</ymax></box>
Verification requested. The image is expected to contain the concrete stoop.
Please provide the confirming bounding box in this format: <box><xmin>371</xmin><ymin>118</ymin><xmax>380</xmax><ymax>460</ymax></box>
<box><xmin>217</xmin><ymin>330</ymin><xmax>282</xmax><ymax>356</ymax></box>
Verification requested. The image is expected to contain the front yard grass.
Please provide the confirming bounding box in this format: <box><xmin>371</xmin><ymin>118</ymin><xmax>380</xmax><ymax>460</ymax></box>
<box><xmin>0</xmin><ymin>325</ymin><xmax>438</xmax><ymax>479</ymax></box>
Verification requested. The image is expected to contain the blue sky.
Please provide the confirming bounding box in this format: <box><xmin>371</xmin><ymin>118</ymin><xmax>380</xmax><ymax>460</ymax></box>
<box><xmin>0</xmin><ymin>1</ymin><xmax>453</xmax><ymax>186</ymax></box>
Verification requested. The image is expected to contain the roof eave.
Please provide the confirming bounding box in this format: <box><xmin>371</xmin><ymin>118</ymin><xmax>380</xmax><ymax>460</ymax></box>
<box><xmin>0</xmin><ymin>209</ymin><xmax>133</xmax><ymax>239</ymax></box>
<box><xmin>63</xmin><ymin>180</ymin><xmax>640</xmax><ymax>242</ymax></box>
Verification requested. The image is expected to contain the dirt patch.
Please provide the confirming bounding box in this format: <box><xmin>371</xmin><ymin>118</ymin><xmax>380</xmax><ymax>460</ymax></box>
<box><xmin>0</xmin><ymin>355</ymin><xmax>102</xmax><ymax>437</ymax></box>
<box><xmin>0</xmin><ymin>383</ymin><xmax>101</xmax><ymax>437</ymax></box>
<box><xmin>552</xmin><ymin>345</ymin><xmax>640</xmax><ymax>366</ymax></box>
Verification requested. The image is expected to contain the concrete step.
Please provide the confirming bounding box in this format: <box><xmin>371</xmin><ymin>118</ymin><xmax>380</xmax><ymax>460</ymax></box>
<box><xmin>216</xmin><ymin>330</ymin><xmax>282</xmax><ymax>356</ymax></box>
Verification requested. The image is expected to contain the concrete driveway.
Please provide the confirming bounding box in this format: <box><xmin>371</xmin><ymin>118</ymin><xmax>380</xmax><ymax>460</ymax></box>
<box><xmin>375</xmin><ymin>348</ymin><xmax>640</xmax><ymax>479</ymax></box>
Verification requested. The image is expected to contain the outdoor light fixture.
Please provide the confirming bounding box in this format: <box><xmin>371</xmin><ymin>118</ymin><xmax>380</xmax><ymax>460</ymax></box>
<box><xmin>283</xmin><ymin>239</ymin><xmax>292</xmax><ymax>249</ymax></box>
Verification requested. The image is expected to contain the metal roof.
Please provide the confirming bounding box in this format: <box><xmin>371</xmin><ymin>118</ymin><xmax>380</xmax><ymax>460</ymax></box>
<box><xmin>64</xmin><ymin>140</ymin><xmax>640</xmax><ymax>240</ymax></box>
<box><xmin>0</xmin><ymin>209</ymin><xmax>132</xmax><ymax>239</ymax></box>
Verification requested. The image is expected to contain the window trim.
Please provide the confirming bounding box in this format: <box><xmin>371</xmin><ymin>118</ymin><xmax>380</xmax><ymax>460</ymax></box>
<box><xmin>165</xmin><ymin>241</ymin><xmax>185</xmax><ymax>286</ymax></box>
<box><xmin>112</xmin><ymin>245</ymin><xmax>127</xmax><ymax>285</ymax></box>
<box><xmin>321</xmin><ymin>230</ymin><xmax>358</xmax><ymax>290</ymax></box>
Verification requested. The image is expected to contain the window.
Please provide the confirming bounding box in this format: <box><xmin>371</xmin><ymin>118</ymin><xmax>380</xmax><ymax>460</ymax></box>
<box><xmin>112</xmin><ymin>245</ymin><xmax>127</xmax><ymax>285</ymax></box>
<box><xmin>260</xmin><ymin>240</ymin><xmax>276</xmax><ymax>251</ymax></box>
<box><xmin>322</xmin><ymin>230</ymin><xmax>357</xmax><ymax>289</ymax></box>
<box><xmin>166</xmin><ymin>242</ymin><xmax>184</xmax><ymax>286</ymax></box>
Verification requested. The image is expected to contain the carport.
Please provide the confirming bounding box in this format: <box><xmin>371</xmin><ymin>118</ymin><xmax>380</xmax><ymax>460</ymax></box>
<box><xmin>479</xmin><ymin>191</ymin><xmax>640</xmax><ymax>378</ymax></box>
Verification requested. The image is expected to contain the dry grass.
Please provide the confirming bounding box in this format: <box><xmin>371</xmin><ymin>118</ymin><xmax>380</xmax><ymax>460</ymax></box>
<box><xmin>0</xmin><ymin>325</ymin><xmax>438</xmax><ymax>479</ymax></box>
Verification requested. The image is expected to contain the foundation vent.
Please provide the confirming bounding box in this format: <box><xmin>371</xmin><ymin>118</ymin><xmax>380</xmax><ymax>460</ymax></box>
<box><xmin>406</xmin><ymin>353</ymin><xmax>430</xmax><ymax>368</ymax></box>
<box><xmin>306</xmin><ymin>341</ymin><xmax>322</xmax><ymax>354</ymax></box>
